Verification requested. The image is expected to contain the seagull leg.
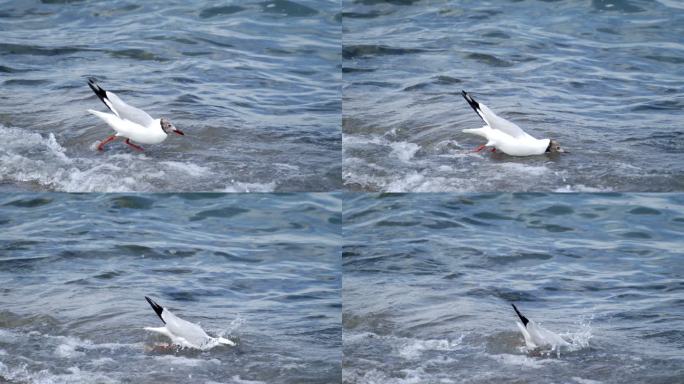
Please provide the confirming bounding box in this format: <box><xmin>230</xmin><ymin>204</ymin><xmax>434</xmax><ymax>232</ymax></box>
<box><xmin>473</xmin><ymin>144</ymin><xmax>486</xmax><ymax>152</ymax></box>
<box><xmin>97</xmin><ymin>135</ymin><xmax>117</xmax><ymax>151</ymax></box>
<box><xmin>491</xmin><ymin>148</ymin><xmax>496</xmax><ymax>152</ymax></box>
<box><xmin>125</xmin><ymin>139</ymin><xmax>144</xmax><ymax>151</ymax></box>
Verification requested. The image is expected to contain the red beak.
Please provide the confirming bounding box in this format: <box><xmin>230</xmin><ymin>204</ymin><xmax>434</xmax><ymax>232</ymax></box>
<box><xmin>174</xmin><ymin>129</ymin><xmax>184</xmax><ymax>136</ymax></box>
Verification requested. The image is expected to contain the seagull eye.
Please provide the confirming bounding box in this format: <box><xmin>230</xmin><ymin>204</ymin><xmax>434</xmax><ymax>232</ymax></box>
<box><xmin>556</xmin><ymin>146</ymin><xmax>560</xmax><ymax>150</ymax></box>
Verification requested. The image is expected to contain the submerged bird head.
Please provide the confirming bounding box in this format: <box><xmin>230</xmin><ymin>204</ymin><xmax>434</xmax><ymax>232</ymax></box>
<box><xmin>160</xmin><ymin>118</ymin><xmax>184</xmax><ymax>136</ymax></box>
<box><xmin>546</xmin><ymin>139</ymin><xmax>565</xmax><ymax>154</ymax></box>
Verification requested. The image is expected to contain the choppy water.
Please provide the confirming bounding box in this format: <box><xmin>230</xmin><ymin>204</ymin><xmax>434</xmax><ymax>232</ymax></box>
<box><xmin>343</xmin><ymin>193</ymin><xmax>684</xmax><ymax>383</ymax></box>
<box><xmin>0</xmin><ymin>193</ymin><xmax>341</xmax><ymax>383</ymax></box>
<box><xmin>342</xmin><ymin>0</ymin><xmax>684</xmax><ymax>192</ymax></box>
<box><xmin>0</xmin><ymin>0</ymin><xmax>341</xmax><ymax>192</ymax></box>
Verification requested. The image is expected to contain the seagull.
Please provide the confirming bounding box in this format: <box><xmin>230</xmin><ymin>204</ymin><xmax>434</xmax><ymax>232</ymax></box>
<box><xmin>512</xmin><ymin>303</ymin><xmax>569</xmax><ymax>354</ymax></box>
<box><xmin>87</xmin><ymin>78</ymin><xmax>184</xmax><ymax>151</ymax></box>
<box><xmin>144</xmin><ymin>296</ymin><xmax>235</xmax><ymax>350</ymax></box>
<box><xmin>461</xmin><ymin>91</ymin><xmax>564</xmax><ymax>156</ymax></box>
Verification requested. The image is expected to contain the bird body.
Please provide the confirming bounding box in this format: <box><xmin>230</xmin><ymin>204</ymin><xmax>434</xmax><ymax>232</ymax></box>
<box><xmin>87</xmin><ymin>79</ymin><xmax>183</xmax><ymax>151</ymax></box>
<box><xmin>144</xmin><ymin>296</ymin><xmax>234</xmax><ymax>350</ymax></box>
<box><xmin>512</xmin><ymin>303</ymin><xmax>569</xmax><ymax>353</ymax></box>
<box><xmin>87</xmin><ymin>109</ymin><xmax>168</xmax><ymax>145</ymax></box>
<box><xmin>461</xmin><ymin>91</ymin><xmax>563</xmax><ymax>156</ymax></box>
<box><xmin>463</xmin><ymin>125</ymin><xmax>551</xmax><ymax>156</ymax></box>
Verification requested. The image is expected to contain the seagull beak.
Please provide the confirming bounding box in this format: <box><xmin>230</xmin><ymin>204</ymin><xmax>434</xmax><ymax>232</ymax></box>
<box><xmin>173</xmin><ymin>128</ymin><xmax>184</xmax><ymax>136</ymax></box>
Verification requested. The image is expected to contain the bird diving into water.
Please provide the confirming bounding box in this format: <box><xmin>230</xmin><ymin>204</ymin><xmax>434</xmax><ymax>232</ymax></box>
<box><xmin>461</xmin><ymin>91</ymin><xmax>565</xmax><ymax>156</ymax></box>
<box><xmin>144</xmin><ymin>296</ymin><xmax>234</xmax><ymax>350</ymax></box>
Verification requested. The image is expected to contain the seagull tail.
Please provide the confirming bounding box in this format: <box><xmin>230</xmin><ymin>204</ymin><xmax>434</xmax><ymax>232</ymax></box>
<box><xmin>511</xmin><ymin>303</ymin><xmax>529</xmax><ymax>327</ymax></box>
<box><xmin>145</xmin><ymin>296</ymin><xmax>166</xmax><ymax>324</ymax></box>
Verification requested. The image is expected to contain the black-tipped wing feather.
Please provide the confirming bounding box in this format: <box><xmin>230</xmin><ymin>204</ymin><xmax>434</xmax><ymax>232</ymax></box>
<box><xmin>511</xmin><ymin>303</ymin><xmax>529</xmax><ymax>327</ymax></box>
<box><xmin>88</xmin><ymin>78</ymin><xmax>118</xmax><ymax>117</ymax></box>
<box><xmin>145</xmin><ymin>296</ymin><xmax>166</xmax><ymax>324</ymax></box>
<box><xmin>87</xmin><ymin>79</ymin><xmax>155</xmax><ymax>127</ymax></box>
<box><xmin>461</xmin><ymin>90</ymin><xmax>486</xmax><ymax>124</ymax></box>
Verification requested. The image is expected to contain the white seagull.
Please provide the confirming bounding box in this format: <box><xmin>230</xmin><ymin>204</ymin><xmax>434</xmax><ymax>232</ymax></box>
<box><xmin>461</xmin><ymin>91</ymin><xmax>564</xmax><ymax>156</ymax></box>
<box><xmin>512</xmin><ymin>303</ymin><xmax>569</xmax><ymax>354</ymax></box>
<box><xmin>144</xmin><ymin>296</ymin><xmax>235</xmax><ymax>350</ymax></box>
<box><xmin>87</xmin><ymin>78</ymin><xmax>184</xmax><ymax>151</ymax></box>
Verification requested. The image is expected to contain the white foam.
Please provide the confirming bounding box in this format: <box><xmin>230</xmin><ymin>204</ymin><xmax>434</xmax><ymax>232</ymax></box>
<box><xmin>572</xmin><ymin>377</ymin><xmax>604</xmax><ymax>384</ymax></box>
<box><xmin>228</xmin><ymin>375</ymin><xmax>268</xmax><ymax>384</ymax></box>
<box><xmin>389</xmin><ymin>142</ymin><xmax>420</xmax><ymax>163</ymax></box>
<box><xmin>489</xmin><ymin>353</ymin><xmax>554</xmax><ymax>369</ymax></box>
<box><xmin>497</xmin><ymin>162</ymin><xmax>550</xmax><ymax>176</ymax></box>
<box><xmin>89</xmin><ymin>357</ymin><xmax>116</xmax><ymax>366</ymax></box>
<box><xmin>54</xmin><ymin>338</ymin><xmax>86</xmax><ymax>359</ymax></box>
<box><xmin>0</xmin><ymin>124</ymin><xmax>210</xmax><ymax>192</ymax></box>
<box><xmin>159</xmin><ymin>160</ymin><xmax>211</xmax><ymax>176</ymax></box>
<box><xmin>153</xmin><ymin>355</ymin><xmax>219</xmax><ymax>367</ymax></box>
<box><xmin>397</xmin><ymin>336</ymin><xmax>464</xmax><ymax>360</ymax></box>
<box><xmin>0</xmin><ymin>361</ymin><xmax>121</xmax><ymax>384</ymax></box>
<box><xmin>223</xmin><ymin>181</ymin><xmax>276</xmax><ymax>192</ymax></box>
<box><xmin>342</xmin><ymin>134</ymin><xmax>387</xmax><ymax>147</ymax></box>
<box><xmin>344</xmin><ymin>367</ymin><xmax>427</xmax><ymax>384</ymax></box>
<box><xmin>555</xmin><ymin>184</ymin><xmax>610</xmax><ymax>193</ymax></box>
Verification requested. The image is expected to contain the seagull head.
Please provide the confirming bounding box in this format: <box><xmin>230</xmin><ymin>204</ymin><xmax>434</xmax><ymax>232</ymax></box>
<box><xmin>546</xmin><ymin>139</ymin><xmax>566</xmax><ymax>154</ymax></box>
<box><xmin>160</xmin><ymin>118</ymin><xmax>184</xmax><ymax>136</ymax></box>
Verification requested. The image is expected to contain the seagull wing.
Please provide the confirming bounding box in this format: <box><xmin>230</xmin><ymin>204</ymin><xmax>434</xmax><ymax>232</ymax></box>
<box><xmin>88</xmin><ymin>79</ymin><xmax>155</xmax><ymax>128</ymax></box>
<box><xmin>462</xmin><ymin>91</ymin><xmax>528</xmax><ymax>138</ymax></box>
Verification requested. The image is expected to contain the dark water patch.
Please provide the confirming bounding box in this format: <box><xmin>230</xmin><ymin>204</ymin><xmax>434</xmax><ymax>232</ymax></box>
<box><xmin>433</xmin><ymin>75</ymin><xmax>462</xmax><ymax>85</ymax></box>
<box><xmin>190</xmin><ymin>206</ymin><xmax>250</xmax><ymax>221</ymax></box>
<box><xmin>620</xmin><ymin>231</ymin><xmax>652</xmax><ymax>239</ymax></box>
<box><xmin>534</xmin><ymin>204</ymin><xmax>575</xmax><ymax>216</ymax></box>
<box><xmin>530</xmin><ymin>223</ymin><xmax>575</xmax><ymax>233</ymax></box>
<box><xmin>114</xmin><ymin>244</ymin><xmax>164</xmax><ymax>257</ymax></box>
<box><xmin>473</xmin><ymin>211</ymin><xmax>515</xmax><ymax>221</ymax></box>
<box><xmin>214</xmin><ymin>251</ymin><xmax>263</xmax><ymax>263</ymax></box>
<box><xmin>0</xmin><ymin>43</ymin><xmax>82</xmax><ymax>56</ymax></box>
<box><xmin>629</xmin><ymin>206</ymin><xmax>661</xmax><ymax>215</ymax></box>
<box><xmin>342</xmin><ymin>10</ymin><xmax>386</xmax><ymax>19</ymax></box>
<box><xmin>490</xmin><ymin>252</ymin><xmax>553</xmax><ymax>264</ymax></box>
<box><xmin>0</xmin><ymin>65</ymin><xmax>32</xmax><ymax>73</ymax></box>
<box><xmin>343</xmin><ymin>44</ymin><xmax>425</xmax><ymax>59</ymax></box>
<box><xmin>3</xmin><ymin>79</ymin><xmax>50</xmax><ymax>86</ymax></box>
<box><xmin>465</xmin><ymin>52</ymin><xmax>513</xmax><ymax>67</ymax></box>
<box><xmin>108</xmin><ymin>48</ymin><xmax>167</xmax><ymax>62</ymax></box>
<box><xmin>109</xmin><ymin>195</ymin><xmax>155</xmax><ymax>209</ymax></box>
<box><xmin>342</xmin><ymin>66</ymin><xmax>376</xmax><ymax>73</ymax></box>
<box><xmin>93</xmin><ymin>270</ymin><xmax>124</xmax><ymax>280</ymax></box>
<box><xmin>259</xmin><ymin>0</ymin><xmax>318</xmax><ymax>17</ymax></box>
<box><xmin>3</xmin><ymin>197</ymin><xmax>52</xmax><ymax>207</ymax></box>
<box><xmin>199</xmin><ymin>5</ymin><xmax>245</xmax><ymax>19</ymax></box>
<box><xmin>375</xmin><ymin>219</ymin><xmax>421</xmax><ymax>227</ymax></box>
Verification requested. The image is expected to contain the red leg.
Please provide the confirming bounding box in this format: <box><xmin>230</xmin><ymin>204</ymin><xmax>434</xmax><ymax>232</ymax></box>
<box><xmin>473</xmin><ymin>144</ymin><xmax>486</xmax><ymax>152</ymax></box>
<box><xmin>97</xmin><ymin>135</ymin><xmax>117</xmax><ymax>151</ymax></box>
<box><xmin>490</xmin><ymin>148</ymin><xmax>496</xmax><ymax>152</ymax></box>
<box><xmin>125</xmin><ymin>139</ymin><xmax>144</xmax><ymax>151</ymax></box>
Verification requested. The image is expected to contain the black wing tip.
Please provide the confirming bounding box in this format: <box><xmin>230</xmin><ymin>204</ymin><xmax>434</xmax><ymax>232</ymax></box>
<box><xmin>461</xmin><ymin>90</ymin><xmax>486</xmax><ymax>123</ymax></box>
<box><xmin>87</xmin><ymin>78</ymin><xmax>112</xmax><ymax>111</ymax></box>
<box><xmin>145</xmin><ymin>296</ymin><xmax>165</xmax><ymax>324</ymax></box>
<box><xmin>511</xmin><ymin>303</ymin><xmax>529</xmax><ymax>326</ymax></box>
